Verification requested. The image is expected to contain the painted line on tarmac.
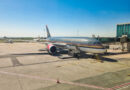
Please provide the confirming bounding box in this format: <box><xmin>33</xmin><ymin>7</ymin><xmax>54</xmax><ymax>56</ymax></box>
<box><xmin>1</xmin><ymin>71</ymin><xmax>129</xmax><ymax>90</ymax></box>
<box><xmin>11</xmin><ymin>57</ymin><xmax>23</xmax><ymax>66</ymax></box>
<box><xmin>111</xmin><ymin>82</ymin><xmax>130</xmax><ymax>90</ymax></box>
<box><xmin>0</xmin><ymin>71</ymin><xmax>110</xmax><ymax>90</ymax></box>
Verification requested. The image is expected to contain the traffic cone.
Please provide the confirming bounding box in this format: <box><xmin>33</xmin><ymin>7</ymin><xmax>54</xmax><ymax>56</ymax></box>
<box><xmin>57</xmin><ymin>78</ymin><xmax>60</xmax><ymax>84</ymax></box>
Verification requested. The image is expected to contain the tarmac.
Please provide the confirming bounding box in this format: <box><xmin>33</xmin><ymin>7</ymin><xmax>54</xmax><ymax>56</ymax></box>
<box><xmin>0</xmin><ymin>43</ymin><xmax>129</xmax><ymax>90</ymax></box>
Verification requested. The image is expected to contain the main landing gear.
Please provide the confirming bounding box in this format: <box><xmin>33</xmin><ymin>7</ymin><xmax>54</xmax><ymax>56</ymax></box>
<box><xmin>93</xmin><ymin>54</ymin><xmax>103</xmax><ymax>63</ymax></box>
<box><xmin>68</xmin><ymin>49</ymin><xmax>81</xmax><ymax>59</ymax></box>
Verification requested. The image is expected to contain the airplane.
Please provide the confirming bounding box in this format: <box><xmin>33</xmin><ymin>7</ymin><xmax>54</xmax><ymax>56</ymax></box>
<box><xmin>45</xmin><ymin>25</ymin><xmax>107</xmax><ymax>59</ymax></box>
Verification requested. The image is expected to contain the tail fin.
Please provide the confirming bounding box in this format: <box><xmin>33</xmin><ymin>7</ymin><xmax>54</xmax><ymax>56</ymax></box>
<box><xmin>46</xmin><ymin>25</ymin><xmax>51</xmax><ymax>38</ymax></box>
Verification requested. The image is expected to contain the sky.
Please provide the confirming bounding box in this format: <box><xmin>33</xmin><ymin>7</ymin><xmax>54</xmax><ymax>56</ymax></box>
<box><xmin>0</xmin><ymin>0</ymin><xmax>130</xmax><ymax>37</ymax></box>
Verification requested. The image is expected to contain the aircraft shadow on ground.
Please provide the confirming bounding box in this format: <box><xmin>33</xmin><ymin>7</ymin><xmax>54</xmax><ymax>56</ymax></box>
<box><xmin>9</xmin><ymin>51</ymin><xmax>120</xmax><ymax>63</ymax></box>
<box><xmin>0</xmin><ymin>57</ymin><xmax>73</xmax><ymax>69</ymax></box>
<box><xmin>38</xmin><ymin>49</ymin><xmax>47</xmax><ymax>51</ymax></box>
<box><xmin>80</xmin><ymin>54</ymin><xmax>118</xmax><ymax>62</ymax></box>
<box><xmin>57</xmin><ymin>51</ymin><xmax>118</xmax><ymax>62</ymax></box>
<box><xmin>12</xmin><ymin>52</ymin><xmax>49</xmax><ymax>56</ymax></box>
<box><xmin>103</xmin><ymin>52</ymin><xmax>128</xmax><ymax>56</ymax></box>
<box><xmin>0</xmin><ymin>51</ymin><xmax>119</xmax><ymax>69</ymax></box>
<box><xmin>101</xmin><ymin>57</ymin><xmax>118</xmax><ymax>62</ymax></box>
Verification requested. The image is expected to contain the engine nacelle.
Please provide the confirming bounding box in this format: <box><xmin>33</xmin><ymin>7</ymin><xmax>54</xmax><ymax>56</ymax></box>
<box><xmin>47</xmin><ymin>44</ymin><xmax>57</xmax><ymax>55</ymax></box>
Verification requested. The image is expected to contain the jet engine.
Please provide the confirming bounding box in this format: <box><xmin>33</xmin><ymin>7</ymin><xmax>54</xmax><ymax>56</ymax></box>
<box><xmin>47</xmin><ymin>44</ymin><xmax>57</xmax><ymax>55</ymax></box>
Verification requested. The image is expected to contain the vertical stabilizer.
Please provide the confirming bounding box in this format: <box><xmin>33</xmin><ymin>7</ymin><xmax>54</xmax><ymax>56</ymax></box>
<box><xmin>46</xmin><ymin>25</ymin><xmax>51</xmax><ymax>38</ymax></box>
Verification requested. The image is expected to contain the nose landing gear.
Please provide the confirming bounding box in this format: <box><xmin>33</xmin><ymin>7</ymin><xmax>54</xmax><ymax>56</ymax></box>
<box><xmin>94</xmin><ymin>54</ymin><xmax>103</xmax><ymax>63</ymax></box>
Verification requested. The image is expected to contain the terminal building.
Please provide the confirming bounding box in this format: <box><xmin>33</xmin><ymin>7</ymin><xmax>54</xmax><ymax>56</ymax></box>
<box><xmin>116</xmin><ymin>23</ymin><xmax>130</xmax><ymax>39</ymax></box>
<box><xmin>97</xmin><ymin>23</ymin><xmax>130</xmax><ymax>43</ymax></box>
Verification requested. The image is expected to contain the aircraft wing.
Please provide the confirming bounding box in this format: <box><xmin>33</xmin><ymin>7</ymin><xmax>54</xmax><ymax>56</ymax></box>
<box><xmin>44</xmin><ymin>42</ymin><xmax>67</xmax><ymax>48</ymax></box>
<box><xmin>44</xmin><ymin>42</ymin><xmax>66</xmax><ymax>45</ymax></box>
<box><xmin>52</xmin><ymin>43</ymin><xmax>67</xmax><ymax>49</ymax></box>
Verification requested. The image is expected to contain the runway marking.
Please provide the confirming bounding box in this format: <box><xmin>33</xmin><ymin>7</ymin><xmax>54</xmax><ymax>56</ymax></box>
<box><xmin>11</xmin><ymin>57</ymin><xmax>22</xmax><ymax>66</ymax></box>
<box><xmin>0</xmin><ymin>71</ymin><xmax>110</xmax><ymax>90</ymax></box>
<box><xmin>111</xmin><ymin>82</ymin><xmax>130</xmax><ymax>90</ymax></box>
<box><xmin>0</xmin><ymin>71</ymin><xmax>129</xmax><ymax>90</ymax></box>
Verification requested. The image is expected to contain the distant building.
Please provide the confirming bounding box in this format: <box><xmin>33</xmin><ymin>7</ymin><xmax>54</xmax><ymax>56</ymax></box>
<box><xmin>117</xmin><ymin>23</ymin><xmax>130</xmax><ymax>39</ymax></box>
<box><xmin>97</xmin><ymin>37</ymin><xmax>115</xmax><ymax>43</ymax></box>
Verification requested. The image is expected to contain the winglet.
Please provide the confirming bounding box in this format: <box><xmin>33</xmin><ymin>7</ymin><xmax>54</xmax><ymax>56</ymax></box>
<box><xmin>46</xmin><ymin>25</ymin><xmax>51</xmax><ymax>38</ymax></box>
